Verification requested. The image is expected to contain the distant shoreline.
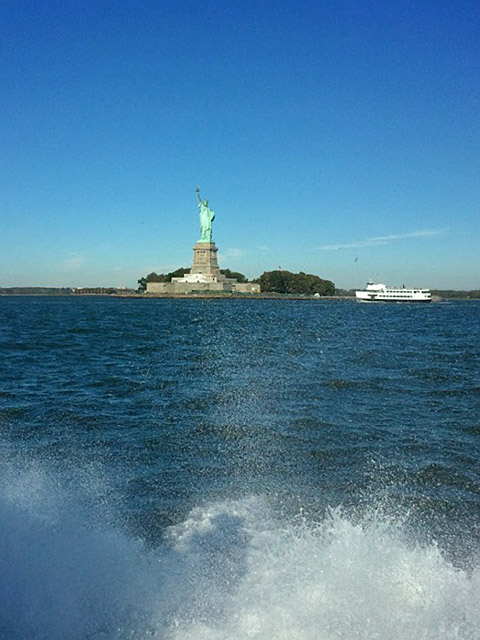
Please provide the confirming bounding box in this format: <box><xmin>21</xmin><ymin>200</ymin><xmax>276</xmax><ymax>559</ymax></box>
<box><xmin>1</xmin><ymin>285</ymin><xmax>480</xmax><ymax>301</ymax></box>
<box><xmin>1</xmin><ymin>292</ymin><xmax>480</xmax><ymax>301</ymax></box>
<box><xmin>0</xmin><ymin>292</ymin><xmax>350</xmax><ymax>300</ymax></box>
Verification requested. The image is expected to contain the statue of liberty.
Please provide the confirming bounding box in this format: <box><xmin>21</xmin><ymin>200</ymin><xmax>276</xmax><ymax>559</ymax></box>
<box><xmin>196</xmin><ymin>186</ymin><xmax>215</xmax><ymax>243</ymax></box>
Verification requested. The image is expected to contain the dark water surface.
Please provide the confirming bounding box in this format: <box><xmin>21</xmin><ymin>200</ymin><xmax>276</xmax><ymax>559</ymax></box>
<box><xmin>1</xmin><ymin>297</ymin><xmax>479</xmax><ymax>639</ymax></box>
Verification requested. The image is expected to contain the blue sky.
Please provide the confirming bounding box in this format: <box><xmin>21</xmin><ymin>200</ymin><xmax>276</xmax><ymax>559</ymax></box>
<box><xmin>1</xmin><ymin>0</ymin><xmax>479</xmax><ymax>289</ymax></box>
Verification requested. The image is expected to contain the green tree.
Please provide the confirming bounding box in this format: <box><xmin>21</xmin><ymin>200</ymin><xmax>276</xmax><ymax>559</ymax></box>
<box><xmin>166</xmin><ymin>267</ymin><xmax>189</xmax><ymax>280</ymax></box>
<box><xmin>138</xmin><ymin>269</ymin><xmax>190</xmax><ymax>291</ymax></box>
<box><xmin>220</xmin><ymin>269</ymin><xmax>248</xmax><ymax>282</ymax></box>
<box><xmin>255</xmin><ymin>270</ymin><xmax>335</xmax><ymax>295</ymax></box>
<box><xmin>146</xmin><ymin>271</ymin><xmax>168</xmax><ymax>282</ymax></box>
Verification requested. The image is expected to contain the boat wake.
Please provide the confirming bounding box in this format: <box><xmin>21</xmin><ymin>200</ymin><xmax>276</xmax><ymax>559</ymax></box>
<box><xmin>0</xmin><ymin>457</ymin><xmax>478</xmax><ymax>639</ymax></box>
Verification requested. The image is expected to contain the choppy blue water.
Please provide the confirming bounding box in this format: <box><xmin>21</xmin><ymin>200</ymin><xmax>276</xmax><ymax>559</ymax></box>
<box><xmin>0</xmin><ymin>296</ymin><xmax>479</xmax><ymax>639</ymax></box>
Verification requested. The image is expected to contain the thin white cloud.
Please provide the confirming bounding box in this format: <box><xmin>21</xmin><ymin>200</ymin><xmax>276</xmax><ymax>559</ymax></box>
<box><xmin>62</xmin><ymin>254</ymin><xmax>85</xmax><ymax>270</ymax></box>
<box><xmin>218</xmin><ymin>247</ymin><xmax>243</xmax><ymax>259</ymax></box>
<box><xmin>320</xmin><ymin>239</ymin><xmax>387</xmax><ymax>251</ymax></box>
<box><xmin>369</xmin><ymin>230</ymin><xmax>446</xmax><ymax>242</ymax></box>
<box><xmin>319</xmin><ymin>229</ymin><xmax>446</xmax><ymax>251</ymax></box>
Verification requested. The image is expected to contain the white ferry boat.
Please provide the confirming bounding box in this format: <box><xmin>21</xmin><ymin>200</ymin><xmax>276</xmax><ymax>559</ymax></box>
<box><xmin>355</xmin><ymin>282</ymin><xmax>432</xmax><ymax>303</ymax></box>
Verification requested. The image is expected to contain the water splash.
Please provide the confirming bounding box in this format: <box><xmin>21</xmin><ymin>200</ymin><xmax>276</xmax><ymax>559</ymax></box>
<box><xmin>0</xmin><ymin>460</ymin><xmax>478</xmax><ymax>640</ymax></box>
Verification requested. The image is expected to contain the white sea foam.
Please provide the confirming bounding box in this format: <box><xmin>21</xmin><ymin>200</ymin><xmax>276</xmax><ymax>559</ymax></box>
<box><xmin>0</xmin><ymin>461</ymin><xmax>478</xmax><ymax>639</ymax></box>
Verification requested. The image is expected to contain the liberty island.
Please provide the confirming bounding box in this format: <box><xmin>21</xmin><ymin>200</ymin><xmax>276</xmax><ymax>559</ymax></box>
<box><xmin>146</xmin><ymin>188</ymin><xmax>260</xmax><ymax>295</ymax></box>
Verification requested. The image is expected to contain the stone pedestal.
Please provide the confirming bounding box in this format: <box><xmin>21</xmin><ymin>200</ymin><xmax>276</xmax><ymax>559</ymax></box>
<box><xmin>146</xmin><ymin>240</ymin><xmax>261</xmax><ymax>295</ymax></box>
<box><xmin>190</xmin><ymin>242</ymin><xmax>221</xmax><ymax>276</ymax></box>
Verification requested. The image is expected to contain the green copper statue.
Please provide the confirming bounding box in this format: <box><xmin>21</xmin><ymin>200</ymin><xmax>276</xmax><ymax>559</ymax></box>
<box><xmin>196</xmin><ymin>186</ymin><xmax>215</xmax><ymax>243</ymax></box>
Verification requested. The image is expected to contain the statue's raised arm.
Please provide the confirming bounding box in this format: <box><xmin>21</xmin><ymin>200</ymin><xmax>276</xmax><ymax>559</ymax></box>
<box><xmin>196</xmin><ymin>186</ymin><xmax>202</xmax><ymax>205</ymax></box>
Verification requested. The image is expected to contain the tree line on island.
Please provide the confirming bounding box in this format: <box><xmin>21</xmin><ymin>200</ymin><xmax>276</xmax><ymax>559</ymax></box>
<box><xmin>137</xmin><ymin>268</ymin><xmax>248</xmax><ymax>288</ymax></box>
<box><xmin>137</xmin><ymin>269</ymin><xmax>336</xmax><ymax>296</ymax></box>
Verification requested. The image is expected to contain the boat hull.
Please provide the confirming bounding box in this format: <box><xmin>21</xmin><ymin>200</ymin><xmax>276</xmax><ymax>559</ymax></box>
<box><xmin>356</xmin><ymin>296</ymin><xmax>432</xmax><ymax>303</ymax></box>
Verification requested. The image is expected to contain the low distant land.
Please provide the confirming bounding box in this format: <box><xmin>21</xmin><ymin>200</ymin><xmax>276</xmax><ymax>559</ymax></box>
<box><xmin>1</xmin><ymin>287</ymin><xmax>480</xmax><ymax>300</ymax></box>
<box><xmin>1</xmin><ymin>268</ymin><xmax>479</xmax><ymax>300</ymax></box>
